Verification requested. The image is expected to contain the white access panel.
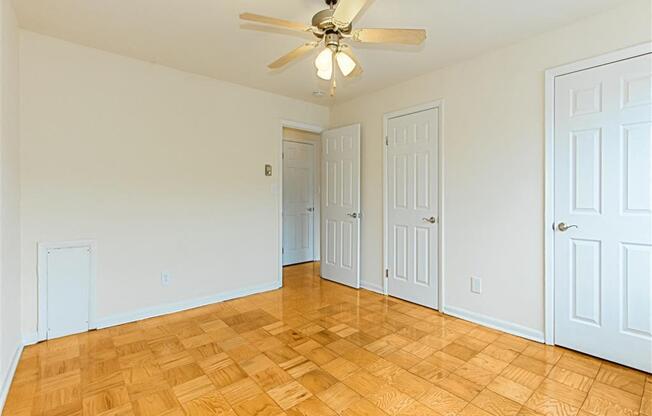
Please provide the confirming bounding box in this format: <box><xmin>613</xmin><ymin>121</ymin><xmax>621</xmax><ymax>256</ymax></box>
<box><xmin>554</xmin><ymin>53</ymin><xmax>652</xmax><ymax>372</ymax></box>
<box><xmin>46</xmin><ymin>246</ymin><xmax>91</xmax><ymax>339</ymax></box>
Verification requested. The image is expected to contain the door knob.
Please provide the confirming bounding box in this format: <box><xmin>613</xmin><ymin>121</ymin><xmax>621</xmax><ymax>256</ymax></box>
<box><xmin>347</xmin><ymin>213</ymin><xmax>360</xmax><ymax>219</ymax></box>
<box><xmin>557</xmin><ymin>222</ymin><xmax>578</xmax><ymax>232</ymax></box>
<box><xmin>423</xmin><ymin>217</ymin><xmax>438</xmax><ymax>224</ymax></box>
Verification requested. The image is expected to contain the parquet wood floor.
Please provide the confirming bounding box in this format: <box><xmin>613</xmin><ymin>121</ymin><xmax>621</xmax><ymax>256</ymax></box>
<box><xmin>4</xmin><ymin>262</ymin><xmax>650</xmax><ymax>415</ymax></box>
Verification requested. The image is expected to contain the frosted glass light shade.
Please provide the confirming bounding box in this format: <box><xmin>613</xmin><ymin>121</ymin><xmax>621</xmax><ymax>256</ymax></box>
<box><xmin>317</xmin><ymin>68</ymin><xmax>333</xmax><ymax>80</ymax></box>
<box><xmin>315</xmin><ymin>48</ymin><xmax>333</xmax><ymax>71</ymax></box>
<box><xmin>336</xmin><ymin>52</ymin><xmax>356</xmax><ymax>76</ymax></box>
<box><xmin>315</xmin><ymin>48</ymin><xmax>334</xmax><ymax>80</ymax></box>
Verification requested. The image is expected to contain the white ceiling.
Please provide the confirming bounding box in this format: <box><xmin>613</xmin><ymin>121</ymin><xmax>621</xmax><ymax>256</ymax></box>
<box><xmin>14</xmin><ymin>0</ymin><xmax>629</xmax><ymax>104</ymax></box>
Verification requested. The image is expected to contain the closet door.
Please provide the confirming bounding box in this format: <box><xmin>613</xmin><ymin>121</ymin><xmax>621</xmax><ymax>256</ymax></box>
<box><xmin>554</xmin><ymin>53</ymin><xmax>651</xmax><ymax>371</ymax></box>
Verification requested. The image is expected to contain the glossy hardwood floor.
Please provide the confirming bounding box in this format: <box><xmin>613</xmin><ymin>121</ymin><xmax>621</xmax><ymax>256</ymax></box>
<box><xmin>4</xmin><ymin>262</ymin><xmax>650</xmax><ymax>415</ymax></box>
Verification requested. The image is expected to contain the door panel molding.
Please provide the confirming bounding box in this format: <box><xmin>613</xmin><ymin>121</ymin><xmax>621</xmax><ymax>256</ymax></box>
<box><xmin>383</xmin><ymin>101</ymin><xmax>444</xmax><ymax>310</ymax></box>
<box><xmin>544</xmin><ymin>42</ymin><xmax>652</xmax><ymax>346</ymax></box>
<box><xmin>37</xmin><ymin>240</ymin><xmax>97</xmax><ymax>342</ymax></box>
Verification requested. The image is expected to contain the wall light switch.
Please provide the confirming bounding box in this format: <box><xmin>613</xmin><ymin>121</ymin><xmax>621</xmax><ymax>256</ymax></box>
<box><xmin>471</xmin><ymin>277</ymin><xmax>482</xmax><ymax>294</ymax></box>
<box><xmin>265</xmin><ymin>164</ymin><xmax>273</xmax><ymax>176</ymax></box>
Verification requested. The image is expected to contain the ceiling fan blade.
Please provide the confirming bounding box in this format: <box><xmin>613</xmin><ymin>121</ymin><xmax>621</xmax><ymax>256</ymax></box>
<box><xmin>240</xmin><ymin>12</ymin><xmax>310</xmax><ymax>32</ymax></box>
<box><xmin>352</xmin><ymin>28</ymin><xmax>427</xmax><ymax>45</ymax></box>
<box><xmin>332</xmin><ymin>0</ymin><xmax>368</xmax><ymax>26</ymax></box>
<box><xmin>339</xmin><ymin>46</ymin><xmax>363</xmax><ymax>78</ymax></box>
<box><xmin>268</xmin><ymin>42</ymin><xmax>319</xmax><ymax>69</ymax></box>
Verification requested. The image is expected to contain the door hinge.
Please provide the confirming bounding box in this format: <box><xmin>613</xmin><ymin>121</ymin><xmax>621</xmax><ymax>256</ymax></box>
<box><xmin>385</xmin><ymin>136</ymin><xmax>389</xmax><ymax>146</ymax></box>
<box><xmin>385</xmin><ymin>269</ymin><xmax>389</xmax><ymax>278</ymax></box>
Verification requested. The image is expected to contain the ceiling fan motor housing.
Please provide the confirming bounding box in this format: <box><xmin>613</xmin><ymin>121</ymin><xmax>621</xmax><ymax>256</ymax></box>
<box><xmin>312</xmin><ymin>8</ymin><xmax>352</xmax><ymax>35</ymax></box>
<box><xmin>324</xmin><ymin>33</ymin><xmax>340</xmax><ymax>50</ymax></box>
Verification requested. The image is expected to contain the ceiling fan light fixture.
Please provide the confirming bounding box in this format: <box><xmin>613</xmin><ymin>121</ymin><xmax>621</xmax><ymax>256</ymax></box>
<box><xmin>241</xmin><ymin>0</ymin><xmax>428</xmax><ymax>96</ymax></box>
<box><xmin>315</xmin><ymin>48</ymin><xmax>333</xmax><ymax>72</ymax></box>
<box><xmin>317</xmin><ymin>67</ymin><xmax>333</xmax><ymax>80</ymax></box>
<box><xmin>336</xmin><ymin>51</ymin><xmax>356</xmax><ymax>76</ymax></box>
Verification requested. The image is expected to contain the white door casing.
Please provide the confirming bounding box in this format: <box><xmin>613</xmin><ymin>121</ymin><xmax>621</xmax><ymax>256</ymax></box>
<box><xmin>553</xmin><ymin>53</ymin><xmax>652</xmax><ymax>372</ymax></box>
<box><xmin>283</xmin><ymin>141</ymin><xmax>315</xmax><ymax>265</ymax></box>
<box><xmin>46</xmin><ymin>246</ymin><xmax>92</xmax><ymax>339</ymax></box>
<box><xmin>321</xmin><ymin>124</ymin><xmax>361</xmax><ymax>288</ymax></box>
<box><xmin>386</xmin><ymin>108</ymin><xmax>440</xmax><ymax>309</ymax></box>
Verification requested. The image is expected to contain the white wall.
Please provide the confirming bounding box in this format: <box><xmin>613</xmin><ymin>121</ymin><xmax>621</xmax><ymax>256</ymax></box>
<box><xmin>14</xmin><ymin>0</ymin><xmax>652</xmax><ymax>345</ymax></box>
<box><xmin>19</xmin><ymin>31</ymin><xmax>329</xmax><ymax>336</ymax></box>
<box><xmin>329</xmin><ymin>0</ymin><xmax>652</xmax><ymax>337</ymax></box>
<box><xmin>0</xmin><ymin>0</ymin><xmax>21</xmax><ymax>403</ymax></box>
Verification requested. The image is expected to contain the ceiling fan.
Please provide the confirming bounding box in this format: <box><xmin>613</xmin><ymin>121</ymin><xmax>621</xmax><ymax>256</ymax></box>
<box><xmin>240</xmin><ymin>0</ymin><xmax>427</xmax><ymax>96</ymax></box>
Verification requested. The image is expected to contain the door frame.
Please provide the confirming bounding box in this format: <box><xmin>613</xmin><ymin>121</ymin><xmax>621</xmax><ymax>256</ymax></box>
<box><xmin>37</xmin><ymin>240</ymin><xmax>97</xmax><ymax>341</ymax></box>
<box><xmin>278</xmin><ymin>120</ymin><xmax>324</xmax><ymax>287</ymax></box>
<box><xmin>282</xmin><ymin>139</ymin><xmax>318</xmax><ymax>266</ymax></box>
<box><xmin>543</xmin><ymin>42</ymin><xmax>652</xmax><ymax>345</ymax></box>
<box><xmin>382</xmin><ymin>100</ymin><xmax>445</xmax><ymax>309</ymax></box>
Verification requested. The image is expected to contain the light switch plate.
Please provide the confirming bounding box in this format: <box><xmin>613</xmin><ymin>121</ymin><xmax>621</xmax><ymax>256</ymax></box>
<box><xmin>265</xmin><ymin>164</ymin><xmax>273</xmax><ymax>176</ymax></box>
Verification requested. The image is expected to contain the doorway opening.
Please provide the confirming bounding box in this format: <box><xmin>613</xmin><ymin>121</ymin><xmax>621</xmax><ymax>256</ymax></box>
<box><xmin>281</xmin><ymin>125</ymin><xmax>322</xmax><ymax>283</ymax></box>
<box><xmin>278</xmin><ymin>121</ymin><xmax>362</xmax><ymax>289</ymax></box>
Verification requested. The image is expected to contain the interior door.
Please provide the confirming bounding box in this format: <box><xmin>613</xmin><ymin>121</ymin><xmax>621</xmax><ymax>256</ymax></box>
<box><xmin>47</xmin><ymin>246</ymin><xmax>91</xmax><ymax>339</ymax></box>
<box><xmin>386</xmin><ymin>108</ymin><xmax>439</xmax><ymax>309</ymax></box>
<box><xmin>283</xmin><ymin>141</ymin><xmax>315</xmax><ymax>265</ymax></box>
<box><xmin>554</xmin><ymin>53</ymin><xmax>651</xmax><ymax>372</ymax></box>
<box><xmin>321</xmin><ymin>124</ymin><xmax>361</xmax><ymax>288</ymax></box>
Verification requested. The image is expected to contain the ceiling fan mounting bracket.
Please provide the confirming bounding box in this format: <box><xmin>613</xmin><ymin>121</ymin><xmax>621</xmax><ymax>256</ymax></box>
<box><xmin>324</xmin><ymin>0</ymin><xmax>338</xmax><ymax>6</ymax></box>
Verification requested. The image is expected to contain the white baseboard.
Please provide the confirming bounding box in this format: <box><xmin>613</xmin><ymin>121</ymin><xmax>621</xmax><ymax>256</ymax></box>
<box><xmin>22</xmin><ymin>333</ymin><xmax>38</xmax><ymax>346</ymax></box>
<box><xmin>443</xmin><ymin>305</ymin><xmax>544</xmax><ymax>343</ymax></box>
<box><xmin>94</xmin><ymin>281</ymin><xmax>281</xmax><ymax>329</ymax></box>
<box><xmin>0</xmin><ymin>343</ymin><xmax>24</xmax><ymax>412</ymax></box>
<box><xmin>360</xmin><ymin>280</ymin><xmax>385</xmax><ymax>295</ymax></box>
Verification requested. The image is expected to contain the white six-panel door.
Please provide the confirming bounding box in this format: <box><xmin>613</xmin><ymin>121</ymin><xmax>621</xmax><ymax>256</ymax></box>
<box><xmin>386</xmin><ymin>108</ymin><xmax>439</xmax><ymax>309</ymax></box>
<box><xmin>321</xmin><ymin>124</ymin><xmax>361</xmax><ymax>288</ymax></box>
<box><xmin>554</xmin><ymin>53</ymin><xmax>651</xmax><ymax>372</ymax></box>
<box><xmin>283</xmin><ymin>141</ymin><xmax>315</xmax><ymax>265</ymax></box>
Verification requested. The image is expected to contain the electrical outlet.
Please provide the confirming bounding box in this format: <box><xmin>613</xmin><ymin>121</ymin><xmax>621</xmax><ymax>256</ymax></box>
<box><xmin>471</xmin><ymin>277</ymin><xmax>482</xmax><ymax>294</ymax></box>
<box><xmin>161</xmin><ymin>272</ymin><xmax>172</xmax><ymax>287</ymax></box>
